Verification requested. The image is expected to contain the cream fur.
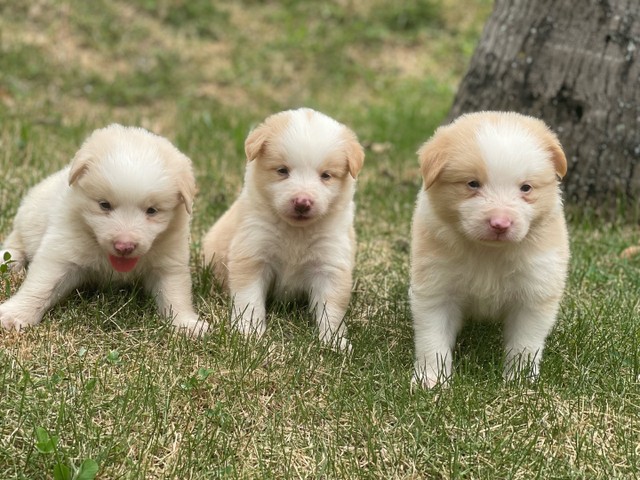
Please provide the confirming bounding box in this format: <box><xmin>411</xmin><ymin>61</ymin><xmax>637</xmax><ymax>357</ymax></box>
<box><xmin>202</xmin><ymin>108</ymin><xmax>364</xmax><ymax>350</ymax></box>
<box><xmin>410</xmin><ymin>111</ymin><xmax>570</xmax><ymax>388</ymax></box>
<box><xmin>0</xmin><ymin>124</ymin><xmax>208</xmax><ymax>336</ymax></box>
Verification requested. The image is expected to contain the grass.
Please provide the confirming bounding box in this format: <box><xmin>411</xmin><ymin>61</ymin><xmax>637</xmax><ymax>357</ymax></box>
<box><xmin>1</xmin><ymin>0</ymin><xmax>639</xmax><ymax>478</ymax></box>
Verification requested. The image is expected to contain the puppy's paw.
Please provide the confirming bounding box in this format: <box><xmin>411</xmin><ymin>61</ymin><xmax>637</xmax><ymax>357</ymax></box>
<box><xmin>411</xmin><ymin>370</ymin><xmax>446</xmax><ymax>390</ymax></box>
<box><xmin>320</xmin><ymin>333</ymin><xmax>352</xmax><ymax>353</ymax></box>
<box><xmin>503</xmin><ymin>355</ymin><xmax>540</xmax><ymax>382</ymax></box>
<box><xmin>172</xmin><ymin>316</ymin><xmax>211</xmax><ymax>338</ymax></box>
<box><xmin>235</xmin><ymin>316</ymin><xmax>267</xmax><ymax>338</ymax></box>
<box><xmin>0</xmin><ymin>249</ymin><xmax>26</xmax><ymax>271</ymax></box>
<box><xmin>412</xmin><ymin>362</ymin><xmax>450</xmax><ymax>390</ymax></box>
<box><xmin>0</xmin><ymin>304</ymin><xmax>36</xmax><ymax>333</ymax></box>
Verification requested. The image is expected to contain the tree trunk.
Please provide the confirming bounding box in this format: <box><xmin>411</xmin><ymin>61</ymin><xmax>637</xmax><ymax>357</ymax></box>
<box><xmin>448</xmin><ymin>0</ymin><xmax>640</xmax><ymax>215</ymax></box>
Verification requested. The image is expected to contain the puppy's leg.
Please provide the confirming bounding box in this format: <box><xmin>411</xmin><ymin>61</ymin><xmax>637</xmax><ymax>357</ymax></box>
<box><xmin>145</xmin><ymin>268</ymin><xmax>210</xmax><ymax>337</ymax></box>
<box><xmin>0</xmin><ymin>256</ymin><xmax>82</xmax><ymax>331</ymax></box>
<box><xmin>229</xmin><ymin>258</ymin><xmax>270</xmax><ymax>338</ymax></box>
<box><xmin>411</xmin><ymin>290</ymin><xmax>462</xmax><ymax>388</ymax></box>
<box><xmin>309</xmin><ymin>270</ymin><xmax>352</xmax><ymax>352</ymax></box>
<box><xmin>1</xmin><ymin>230</ymin><xmax>27</xmax><ymax>271</ymax></box>
<box><xmin>503</xmin><ymin>301</ymin><xmax>560</xmax><ymax>381</ymax></box>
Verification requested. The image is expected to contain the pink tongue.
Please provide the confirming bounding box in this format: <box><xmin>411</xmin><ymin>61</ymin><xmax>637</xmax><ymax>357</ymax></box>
<box><xmin>109</xmin><ymin>255</ymin><xmax>139</xmax><ymax>273</ymax></box>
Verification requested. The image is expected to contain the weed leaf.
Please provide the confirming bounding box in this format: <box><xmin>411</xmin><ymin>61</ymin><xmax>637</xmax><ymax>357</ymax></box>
<box><xmin>76</xmin><ymin>459</ymin><xmax>99</xmax><ymax>480</ymax></box>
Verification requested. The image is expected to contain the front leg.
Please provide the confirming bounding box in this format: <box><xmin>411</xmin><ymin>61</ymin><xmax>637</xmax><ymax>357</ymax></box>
<box><xmin>145</xmin><ymin>267</ymin><xmax>210</xmax><ymax>337</ymax></box>
<box><xmin>410</xmin><ymin>288</ymin><xmax>463</xmax><ymax>388</ymax></box>
<box><xmin>0</xmin><ymin>256</ymin><xmax>83</xmax><ymax>332</ymax></box>
<box><xmin>503</xmin><ymin>300</ymin><xmax>561</xmax><ymax>381</ymax></box>
<box><xmin>308</xmin><ymin>267</ymin><xmax>353</xmax><ymax>352</ymax></box>
<box><xmin>228</xmin><ymin>257</ymin><xmax>270</xmax><ymax>338</ymax></box>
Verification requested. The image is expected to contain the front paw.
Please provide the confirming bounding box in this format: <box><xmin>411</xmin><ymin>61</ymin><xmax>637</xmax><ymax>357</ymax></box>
<box><xmin>1</xmin><ymin>249</ymin><xmax>26</xmax><ymax>271</ymax></box>
<box><xmin>234</xmin><ymin>314</ymin><xmax>266</xmax><ymax>338</ymax></box>
<box><xmin>319</xmin><ymin>331</ymin><xmax>352</xmax><ymax>353</ymax></box>
<box><xmin>172</xmin><ymin>315</ymin><xmax>211</xmax><ymax>338</ymax></box>
<box><xmin>0</xmin><ymin>303</ymin><xmax>38</xmax><ymax>332</ymax></box>
<box><xmin>412</xmin><ymin>370</ymin><xmax>446</xmax><ymax>390</ymax></box>
<box><xmin>504</xmin><ymin>353</ymin><xmax>540</xmax><ymax>382</ymax></box>
<box><xmin>412</xmin><ymin>362</ymin><xmax>450</xmax><ymax>390</ymax></box>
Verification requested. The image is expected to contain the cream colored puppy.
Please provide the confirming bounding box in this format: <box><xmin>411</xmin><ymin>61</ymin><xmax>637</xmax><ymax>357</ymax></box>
<box><xmin>410</xmin><ymin>111</ymin><xmax>569</xmax><ymax>388</ymax></box>
<box><xmin>0</xmin><ymin>124</ymin><xmax>208</xmax><ymax>336</ymax></box>
<box><xmin>202</xmin><ymin>108</ymin><xmax>364</xmax><ymax>350</ymax></box>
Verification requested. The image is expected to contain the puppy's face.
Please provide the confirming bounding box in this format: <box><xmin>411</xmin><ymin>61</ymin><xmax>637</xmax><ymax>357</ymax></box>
<box><xmin>68</xmin><ymin>124</ymin><xmax>196</xmax><ymax>272</ymax></box>
<box><xmin>244</xmin><ymin>108</ymin><xmax>364</xmax><ymax>226</ymax></box>
<box><xmin>418</xmin><ymin>112</ymin><xmax>566</xmax><ymax>245</ymax></box>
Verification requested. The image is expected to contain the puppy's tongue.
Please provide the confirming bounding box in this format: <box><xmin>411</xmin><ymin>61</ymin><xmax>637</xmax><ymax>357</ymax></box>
<box><xmin>108</xmin><ymin>255</ymin><xmax>139</xmax><ymax>273</ymax></box>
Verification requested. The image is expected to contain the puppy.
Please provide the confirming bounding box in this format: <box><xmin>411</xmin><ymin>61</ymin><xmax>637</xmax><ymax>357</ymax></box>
<box><xmin>0</xmin><ymin>124</ymin><xmax>208</xmax><ymax>336</ymax></box>
<box><xmin>410</xmin><ymin>111</ymin><xmax>570</xmax><ymax>388</ymax></box>
<box><xmin>202</xmin><ymin>108</ymin><xmax>364</xmax><ymax>350</ymax></box>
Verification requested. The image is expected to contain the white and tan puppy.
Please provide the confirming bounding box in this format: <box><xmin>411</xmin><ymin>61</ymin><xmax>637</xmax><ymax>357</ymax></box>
<box><xmin>410</xmin><ymin>111</ymin><xmax>569</xmax><ymax>388</ymax></box>
<box><xmin>0</xmin><ymin>124</ymin><xmax>208</xmax><ymax>336</ymax></box>
<box><xmin>202</xmin><ymin>108</ymin><xmax>364</xmax><ymax>350</ymax></box>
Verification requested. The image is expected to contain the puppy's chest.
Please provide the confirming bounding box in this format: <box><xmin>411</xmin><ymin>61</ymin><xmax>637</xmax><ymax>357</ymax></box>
<box><xmin>267</xmin><ymin>233</ymin><xmax>349</xmax><ymax>295</ymax></box>
<box><xmin>453</xmin><ymin>254</ymin><xmax>554</xmax><ymax>317</ymax></box>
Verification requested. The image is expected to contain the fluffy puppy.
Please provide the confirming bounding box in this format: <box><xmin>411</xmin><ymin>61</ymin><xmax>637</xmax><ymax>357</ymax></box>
<box><xmin>0</xmin><ymin>124</ymin><xmax>208</xmax><ymax>336</ymax></box>
<box><xmin>202</xmin><ymin>108</ymin><xmax>364</xmax><ymax>350</ymax></box>
<box><xmin>410</xmin><ymin>111</ymin><xmax>569</xmax><ymax>388</ymax></box>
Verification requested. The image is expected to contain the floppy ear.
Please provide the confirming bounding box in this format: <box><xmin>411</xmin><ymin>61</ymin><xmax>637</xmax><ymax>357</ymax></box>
<box><xmin>345</xmin><ymin>130</ymin><xmax>365</xmax><ymax>178</ymax></box>
<box><xmin>174</xmin><ymin>153</ymin><xmax>197</xmax><ymax>215</ymax></box>
<box><xmin>68</xmin><ymin>150</ymin><xmax>91</xmax><ymax>185</ymax></box>
<box><xmin>244</xmin><ymin>123</ymin><xmax>269</xmax><ymax>162</ymax></box>
<box><xmin>417</xmin><ymin>132</ymin><xmax>449</xmax><ymax>189</ymax></box>
<box><xmin>546</xmin><ymin>134</ymin><xmax>567</xmax><ymax>179</ymax></box>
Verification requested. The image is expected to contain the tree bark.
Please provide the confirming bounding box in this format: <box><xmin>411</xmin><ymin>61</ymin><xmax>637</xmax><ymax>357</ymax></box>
<box><xmin>448</xmin><ymin>0</ymin><xmax>640</xmax><ymax>215</ymax></box>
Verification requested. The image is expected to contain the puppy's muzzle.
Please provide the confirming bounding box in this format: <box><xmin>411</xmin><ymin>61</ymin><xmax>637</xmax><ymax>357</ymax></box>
<box><xmin>292</xmin><ymin>196</ymin><xmax>314</xmax><ymax>214</ymax></box>
<box><xmin>114</xmin><ymin>240</ymin><xmax>137</xmax><ymax>256</ymax></box>
<box><xmin>489</xmin><ymin>215</ymin><xmax>512</xmax><ymax>234</ymax></box>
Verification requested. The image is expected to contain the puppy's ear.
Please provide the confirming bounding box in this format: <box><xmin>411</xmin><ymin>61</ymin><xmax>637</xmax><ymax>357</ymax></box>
<box><xmin>546</xmin><ymin>133</ymin><xmax>567</xmax><ymax>179</ymax></box>
<box><xmin>175</xmin><ymin>154</ymin><xmax>197</xmax><ymax>215</ymax></box>
<box><xmin>417</xmin><ymin>133</ymin><xmax>449</xmax><ymax>189</ymax></box>
<box><xmin>68</xmin><ymin>151</ymin><xmax>91</xmax><ymax>185</ymax></box>
<box><xmin>344</xmin><ymin>130</ymin><xmax>365</xmax><ymax>178</ymax></box>
<box><xmin>244</xmin><ymin>123</ymin><xmax>269</xmax><ymax>162</ymax></box>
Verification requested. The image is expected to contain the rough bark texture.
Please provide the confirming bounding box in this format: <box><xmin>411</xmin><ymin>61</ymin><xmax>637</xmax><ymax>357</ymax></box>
<box><xmin>448</xmin><ymin>0</ymin><xmax>640</xmax><ymax>214</ymax></box>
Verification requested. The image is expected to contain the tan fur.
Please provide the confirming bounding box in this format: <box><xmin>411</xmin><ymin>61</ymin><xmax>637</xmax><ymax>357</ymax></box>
<box><xmin>202</xmin><ymin>108</ymin><xmax>364</xmax><ymax>350</ymax></box>
<box><xmin>410</xmin><ymin>111</ymin><xmax>570</xmax><ymax>388</ymax></box>
<box><xmin>0</xmin><ymin>124</ymin><xmax>208</xmax><ymax>336</ymax></box>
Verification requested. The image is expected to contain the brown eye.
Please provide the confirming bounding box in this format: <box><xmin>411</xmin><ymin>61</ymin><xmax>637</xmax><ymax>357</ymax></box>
<box><xmin>99</xmin><ymin>201</ymin><xmax>112</xmax><ymax>212</ymax></box>
<box><xmin>276</xmin><ymin>167</ymin><xmax>289</xmax><ymax>177</ymax></box>
<box><xmin>520</xmin><ymin>183</ymin><xmax>532</xmax><ymax>193</ymax></box>
<box><xmin>467</xmin><ymin>180</ymin><xmax>481</xmax><ymax>190</ymax></box>
<box><xmin>320</xmin><ymin>172</ymin><xmax>331</xmax><ymax>180</ymax></box>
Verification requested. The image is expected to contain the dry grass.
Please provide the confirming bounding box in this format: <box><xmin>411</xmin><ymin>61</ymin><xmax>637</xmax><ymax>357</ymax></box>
<box><xmin>2</xmin><ymin>1</ymin><xmax>640</xmax><ymax>479</ymax></box>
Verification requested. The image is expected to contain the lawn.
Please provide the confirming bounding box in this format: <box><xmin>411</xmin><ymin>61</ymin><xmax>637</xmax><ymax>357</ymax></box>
<box><xmin>1</xmin><ymin>1</ymin><xmax>639</xmax><ymax>478</ymax></box>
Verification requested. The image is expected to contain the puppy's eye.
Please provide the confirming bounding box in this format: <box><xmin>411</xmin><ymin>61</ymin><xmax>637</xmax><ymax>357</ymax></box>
<box><xmin>98</xmin><ymin>201</ymin><xmax>112</xmax><ymax>212</ymax></box>
<box><xmin>467</xmin><ymin>180</ymin><xmax>481</xmax><ymax>190</ymax></box>
<box><xmin>146</xmin><ymin>207</ymin><xmax>158</xmax><ymax>216</ymax></box>
<box><xmin>276</xmin><ymin>167</ymin><xmax>289</xmax><ymax>177</ymax></box>
<box><xmin>320</xmin><ymin>172</ymin><xmax>332</xmax><ymax>181</ymax></box>
<box><xmin>520</xmin><ymin>183</ymin><xmax>533</xmax><ymax>193</ymax></box>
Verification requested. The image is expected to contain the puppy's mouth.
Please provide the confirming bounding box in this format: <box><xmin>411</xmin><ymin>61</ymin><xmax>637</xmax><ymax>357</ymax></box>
<box><xmin>108</xmin><ymin>255</ymin><xmax>140</xmax><ymax>273</ymax></box>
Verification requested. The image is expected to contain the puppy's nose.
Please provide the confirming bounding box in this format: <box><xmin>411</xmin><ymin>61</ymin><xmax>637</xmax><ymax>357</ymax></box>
<box><xmin>489</xmin><ymin>215</ymin><xmax>512</xmax><ymax>233</ymax></box>
<box><xmin>293</xmin><ymin>196</ymin><xmax>313</xmax><ymax>214</ymax></box>
<box><xmin>114</xmin><ymin>241</ymin><xmax>137</xmax><ymax>256</ymax></box>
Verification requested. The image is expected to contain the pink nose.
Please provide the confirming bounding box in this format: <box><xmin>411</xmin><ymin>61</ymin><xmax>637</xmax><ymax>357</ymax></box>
<box><xmin>114</xmin><ymin>241</ymin><xmax>137</xmax><ymax>256</ymax></box>
<box><xmin>292</xmin><ymin>196</ymin><xmax>313</xmax><ymax>214</ymax></box>
<box><xmin>489</xmin><ymin>215</ymin><xmax>512</xmax><ymax>233</ymax></box>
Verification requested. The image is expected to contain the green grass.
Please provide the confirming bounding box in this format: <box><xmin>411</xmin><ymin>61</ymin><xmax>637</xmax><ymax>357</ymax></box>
<box><xmin>1</xmin><ymin>0</ymin><xmax>640</xmax><ymax>478</ymax></box>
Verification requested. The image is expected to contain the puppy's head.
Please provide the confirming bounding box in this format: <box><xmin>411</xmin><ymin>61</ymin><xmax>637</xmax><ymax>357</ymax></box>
<box><xmin>243</xmin><ymin>108</ymin><xmax>364</xmax><ymax>226</ymax></box>
<box><xmin>418</xmin><ymin>112</ymin><xmax>566</xmax><ymax>245</ymax></box>
<box><xmin>68</xmin><ymin>124</ymin><xmax>196</xmax><ymax>272</ymax></box>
